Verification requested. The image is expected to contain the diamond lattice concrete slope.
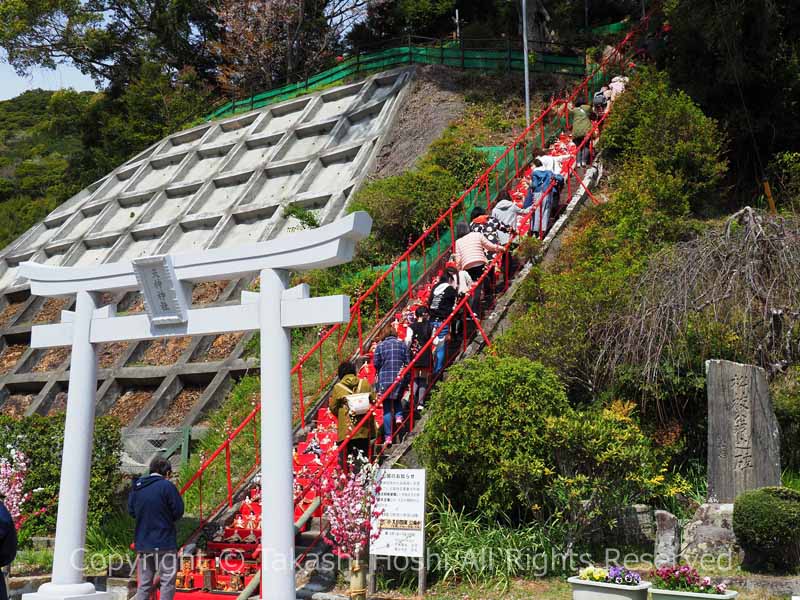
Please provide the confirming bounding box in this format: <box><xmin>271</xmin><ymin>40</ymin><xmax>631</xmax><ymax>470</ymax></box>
<box><xmin>0</xmin><ymin>68</ymin><xmax>413</xmax><ymax>464</ymax></box>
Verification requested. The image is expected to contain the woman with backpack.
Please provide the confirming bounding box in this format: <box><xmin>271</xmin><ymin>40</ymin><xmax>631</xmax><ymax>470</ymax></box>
<box><xmin>329</xmin><ymin>360</ymin><xmax>375</xmax><ymax>466</ymax></box>
<box><xmin>428</xmin><ymin>267</ymin><xmax>459</xmax><ymax>374</ymax></box>
<box><xmin>404</xmin><ymin>306</ymin><xmax>434</xmax><ymax>411</ymax></box>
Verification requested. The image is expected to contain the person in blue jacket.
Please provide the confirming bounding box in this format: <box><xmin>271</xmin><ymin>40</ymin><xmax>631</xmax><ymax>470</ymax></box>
<box><xmin>128</xmin><ymin>457</ymin><xmax>184</xmax><ymax>600</ymax></box>
<box><xmin>524</xmin><ymin>158</ymin><xmax>565</xmax><ymax>237</ymax></box>
<box><xmin>0</xmin><ymin>498</ymin><xmax>17</xmax><ymax>600</ymax></box>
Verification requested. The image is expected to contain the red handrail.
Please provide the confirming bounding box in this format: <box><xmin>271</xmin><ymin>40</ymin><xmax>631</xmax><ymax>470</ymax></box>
<box><xmin>290</xmin><ymin>101</ymin><xmax>619</xmax><ymax>503</ymax></box>
<box><xmin>177</xmin><ymin>17</ymin><xmax>647</xmax><ymax>517</ymax></box>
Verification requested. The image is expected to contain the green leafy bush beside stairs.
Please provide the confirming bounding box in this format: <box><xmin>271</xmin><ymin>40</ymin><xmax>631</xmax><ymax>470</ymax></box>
<box><xmin>733</xmin><ymin>486</ymin><xmax>800</xmax><ymax>573</ymax></box>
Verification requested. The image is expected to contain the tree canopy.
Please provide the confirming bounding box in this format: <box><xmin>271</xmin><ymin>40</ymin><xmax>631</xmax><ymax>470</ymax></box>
<box><xmin>0</xmin><ymin>0</ymin><xmax>220</xmax><ymax>91</ymax></box>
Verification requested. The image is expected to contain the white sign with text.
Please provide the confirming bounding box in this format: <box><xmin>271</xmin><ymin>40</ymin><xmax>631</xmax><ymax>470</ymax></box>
<box><xmin>370</xmin><ymin>468</ymin><xmax>426</xmax><ymax>558</ymax></box>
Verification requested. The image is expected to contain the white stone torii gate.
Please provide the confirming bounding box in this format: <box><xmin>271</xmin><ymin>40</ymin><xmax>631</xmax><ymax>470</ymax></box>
<box><xmin>19</xmin><ymin>211</ymin><xmax>373</xmax><ymax>600</ymax></box>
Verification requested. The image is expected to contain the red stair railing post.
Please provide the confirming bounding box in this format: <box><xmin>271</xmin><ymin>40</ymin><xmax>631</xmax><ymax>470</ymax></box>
<box><xmin>406</xmin><ymin>255</ymin><xmax>412</xmax><ymax>298</ymax></box>
<box><xmin>297</xmin><ymin>366</ymin><xmax>306</xmax><ymax>429</ymax></box>
<box><xmin>567</xmin><ymin>169</ymin><xmax>572</xmax><ymax>199</ymax></box>
<box><xmin>462</xmin><ymin>305</ymin><xmax>468</xmax><ymax>352</ymax></box>
<box><xmin>225</xmin><ymin>442</ymin><xmax>233</xmax><ymax>508</ymax></box>
<box><xmin>253</xmin><ymin>417</ymin><xmax>259</xmax><ymax>466</ymax></box>
<box><xmin>465</xmin><ymin>301</ymin><xmax>492</xmax><ymax>347</ymax></box>
<box><xmin>319</xmin><ymin>340</ymin><xmax>324</xmax><ymax>389</ymax></box>
<box><xmin>505</xmin><ymin>249</ymin><xmax>510</xmax><ymax>293</ymax></box>
<box><xmin>357</xmin><ymin>309</ymin><xmax>363</xmax><ymax>353</ymax></box>
<box><xmin>409</xmin><ymin>376</ymin><xmax>415</xmax><ymax>432</ymax></box>
<box><xmin>199</xmin><ymin>474</ymin><xmax>204</xmax><ymax>524</ymax></box>
<box><xmin>449</xmin><ymin>211</ymin><xmax>456</xmax><ymax>254</ymax></box>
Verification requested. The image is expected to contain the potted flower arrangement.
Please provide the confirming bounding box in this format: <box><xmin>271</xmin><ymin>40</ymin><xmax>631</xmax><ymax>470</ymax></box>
<box><xmin>567</xmin><ymin>565</ymin><xmax>651</xmax><ymax>600</ymax></box>
<box><xmin>650</xmin><ymin>565</ymin><xmax>738</xmax><ymax>599</ymax></box>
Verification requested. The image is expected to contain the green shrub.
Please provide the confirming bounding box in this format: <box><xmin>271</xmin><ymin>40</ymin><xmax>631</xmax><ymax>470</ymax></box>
<box><xmin>418</xmin><ymin>357</ymin><xmax>681</xmax><ymax>552</ymax></box>
<box><xmin>505</xmin><ymin>402</ymin><xmax>684</xmax><ymax>554</ymax></box>
<box><xmin>0</xmin><ymin>415</ymin><xmax>122</xmax><ymax>544</ymax></box>
<box><xmin>418</xmin><ymin>356</ymin><xmax>569</xmax><ymax>519</ymax></box>
<box><xmin>349</xmin><ymin>163</ymin><xmax>460</xmax><ymax>256</ymax></box>
<box><xmin>733</xmin><ymin>486</ymin><xmax>800</xmax><ymax>573</ymax></box>
<box><xmin>772</xmin><ymin>367</ymin><xmax>800</xmax><ymax>471</ymax></box>
<box><xmin>494</xmin><ymin>242</ymin><xmax>646</xmax><ymax>401</ymax></box>
<box><xmin>601</xmin><ymin>68</ymin><xmax>727</xmax><ymax>214</ymax></box>
<box><xmin>427</xmin><ymin>136</ymin><xmax>490</xmax><ymax>188</ymax></box>
<box><xmin>514</xmin><ymin>236</ymin><xmax>542</xmax><ymax>265</ymax></box>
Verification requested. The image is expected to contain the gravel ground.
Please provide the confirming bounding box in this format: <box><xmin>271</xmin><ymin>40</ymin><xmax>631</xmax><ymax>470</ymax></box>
<box><xmin>32</xmin><ymin>347</ymin><xmax>69</xmax><ymax>372</ymax></box>
<box><xmin>0</xmin><ymin>344</ymin><xmax>26</xmax><ymax>374</ymax></box>
<box><xmin>141</xmin><ymin>336</ymin><xmax>191</xmax><ymax>365</ymax></box>
<box><xmin>107</xmin><ymin>389</ymin><xmax>155</xmax><ymax>422</ymax></box>
<box><xmin>372</xmin><ymin>65</ymin><xmax>467</xmax><ymax>178</ymax></box>
<box><xmin>33</xmin><ymin>297</ymin><xmax>69</xmax><ymax>324</ymax></box>
<box><xmin>198</xmin><ymin>333</ymin><xmax>244</xmax><ymax>362</ymax></box>
<box><xmin>1</xmin><ymin>394</ymin><xmax>34</xmax><ymax>418</ymax></box>
<box><xmin>154</xmin><ymin>387</ymin><xmax>203</xmax><ymax>426</ymax></box>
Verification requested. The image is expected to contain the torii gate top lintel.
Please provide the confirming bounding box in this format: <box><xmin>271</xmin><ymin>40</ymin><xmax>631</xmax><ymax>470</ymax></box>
<box><xmin>20</xmin><ymin>211</ymin><xmax>372</xmax><ymax>296</ymax></box>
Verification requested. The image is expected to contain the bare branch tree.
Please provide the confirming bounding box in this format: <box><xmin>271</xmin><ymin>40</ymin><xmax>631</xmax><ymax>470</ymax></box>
<box><xmin>210</xmin><ymin>0</ymin><xmax>386</xmax><ymax>98</ymax></box>
<box><xmin>596</xmin><ymin>207</ymin><xmax>800</xmax><ymax>398</ymax></box>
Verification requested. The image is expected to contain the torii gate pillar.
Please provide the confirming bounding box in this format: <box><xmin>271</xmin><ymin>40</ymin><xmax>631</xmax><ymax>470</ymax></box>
<box><xmin>32</xmin><ymin>291</ymin><xmax>109</xmax><ymax>600</ymax></box>
<box><xmin>259</xmin><ymin>268</ymin><xmax>296</xmax><ymax>599</ymax></box>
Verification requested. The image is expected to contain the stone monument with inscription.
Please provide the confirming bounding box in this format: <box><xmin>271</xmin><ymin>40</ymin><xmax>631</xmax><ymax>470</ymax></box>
<box><xmin>706</xmin><ymin>359</ymin><xmax>781</xmax><ymax>503</ymax></box>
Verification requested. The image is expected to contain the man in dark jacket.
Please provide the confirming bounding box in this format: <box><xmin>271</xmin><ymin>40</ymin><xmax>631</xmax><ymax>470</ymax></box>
<box><xmin>129</xmin><ymin>457</ymin><xmax>184</xmax><ymax>600</ymax></box>
<box><xmin>0</xmin><ymin>499</ymin><xmax>17</xmax><ymax>600</ymax></box>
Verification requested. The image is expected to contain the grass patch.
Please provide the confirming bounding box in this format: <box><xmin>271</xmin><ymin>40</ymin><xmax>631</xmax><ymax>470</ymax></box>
<box><xmin>783</xmin><ymin>469</ymin><xmax>800</xmax><ymax>492</ymax></box>
<box><xmin>425</xmin><ymin>501</ymin><xmax>566</xmax><ymax>589</ymax></box>
<box><xmin>10</xmin><ymin>548</ymin><xmax>54</xmax><ymax>577</ymax></box>
<box><xmin>179</xmin><ymin>376</ymin><xmax>261</xmax><ymax>518</ymax></box>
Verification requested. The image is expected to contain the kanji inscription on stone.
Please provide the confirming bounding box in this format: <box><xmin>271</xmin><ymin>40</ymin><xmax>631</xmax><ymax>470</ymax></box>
<box><xmin>706</xmin><ymin>360</ymin><xmax>780</xmax><ymax>503</ymax></box>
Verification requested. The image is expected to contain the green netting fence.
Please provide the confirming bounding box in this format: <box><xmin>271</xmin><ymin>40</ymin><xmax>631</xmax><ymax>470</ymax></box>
<box><xmin>206</xmin><ymin>40</ymin><xmax>587</xmax><ymax>121</ymax></box>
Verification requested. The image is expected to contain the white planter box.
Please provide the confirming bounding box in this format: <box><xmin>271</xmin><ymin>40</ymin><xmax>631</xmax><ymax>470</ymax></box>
<box><xmin>650</xmin><ymin>588</ymin><xmax>738</xmax><ymax>600</ymax></box>
<box><xmin>567</xmin><ymin>576</ymin><xmax>651</xmax><ymax>600</ymax></box>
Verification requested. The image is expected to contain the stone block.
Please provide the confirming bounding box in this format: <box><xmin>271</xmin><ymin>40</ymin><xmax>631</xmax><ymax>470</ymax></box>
<box><xmin>654</xmin><ymin>510</ymin><xmax>679</xmax><ymax>567</ymax></box>
<box><xmin>682</xmin><ymin>503</ymin><xmax>740</xmax><ymax>564</ymax></box>
<box><xmin>706</xmin><ymin>359</ymin><xmax>781</xmax><ymax>503</ymax></box>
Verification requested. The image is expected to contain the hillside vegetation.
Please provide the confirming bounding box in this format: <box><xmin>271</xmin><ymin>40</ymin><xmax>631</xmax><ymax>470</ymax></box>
<box><xmin>0</xmin><ymin>90</ymin><xmax>84</xmax><ymax>247</ymax></box>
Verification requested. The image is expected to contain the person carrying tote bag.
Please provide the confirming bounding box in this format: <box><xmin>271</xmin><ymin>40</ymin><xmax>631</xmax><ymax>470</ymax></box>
<box><xmin>329</xmin><ymin>360</ymin><xmax>376</xmax><ymax>467</ymax></box>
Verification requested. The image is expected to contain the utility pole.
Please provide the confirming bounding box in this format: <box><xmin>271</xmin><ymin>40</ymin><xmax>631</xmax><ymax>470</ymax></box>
<box><xmin>585</xmin><ymin>0</ymin><xmax>589</xmax><ymax>29</ymax></box>
<box><xmin>454</xmin><ymin>9</ymin><xmax>460</xmax><ymax>41</ymax></box>
<box><xmin>521</xmin><ymin>0</ymin><xmax>531</xmax><ymax>127</ymax></box>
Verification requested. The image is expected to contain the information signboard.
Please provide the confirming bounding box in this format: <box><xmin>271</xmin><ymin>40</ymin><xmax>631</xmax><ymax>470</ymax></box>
<box><xmin>132</xmin><ymin>255</ymin><xmax>189</xmax><ymax>326</ymax></box>
<box><xmin>370</xmin><ymin>469</ymin><xmax>426</xmax><ymax>558</ymax></box>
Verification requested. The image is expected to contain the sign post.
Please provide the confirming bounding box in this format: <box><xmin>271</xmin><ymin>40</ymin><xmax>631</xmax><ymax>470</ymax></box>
<box><xmin>20</xmin><ymin>212</ymin><xmax>372</xmax><ymax>600</ymax></box>
<box><xmin>369</xmin><ymin>469</ymin><xmax>427</xmax><ymax>597</ymax></box>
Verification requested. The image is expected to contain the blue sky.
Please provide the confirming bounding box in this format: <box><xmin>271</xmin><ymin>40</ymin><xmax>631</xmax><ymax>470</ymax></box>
<box><xmin>0</xmin><ymin>60</ymin><xmax>98</xmax><ymax>101</ymax></box>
